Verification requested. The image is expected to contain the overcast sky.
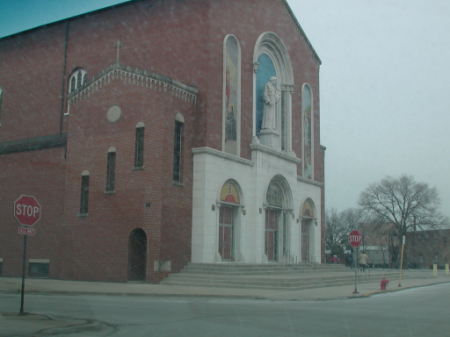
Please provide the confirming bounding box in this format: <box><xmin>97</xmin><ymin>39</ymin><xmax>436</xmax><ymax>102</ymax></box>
<box><xmin>1</xmin><ymin>0</ymin><xmax>449</xmax><ymax>216</ymax></box>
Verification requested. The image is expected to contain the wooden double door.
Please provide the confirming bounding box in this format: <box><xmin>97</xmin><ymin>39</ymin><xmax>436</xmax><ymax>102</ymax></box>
<box><xmin>219</xmin><ymin>206</ymin><xmax>234</xmax><ymax>261</ymax></box>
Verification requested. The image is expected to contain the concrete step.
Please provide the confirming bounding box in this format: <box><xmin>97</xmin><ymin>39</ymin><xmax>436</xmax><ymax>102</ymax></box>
<box><xmin>161</xmin><ymin>276</ymin><xmax>398</xmax><ymax>291</ymax></box>
<box><xmin>161</xmin><ymin>262</ymin><xmax>402</xmax><ymax>290</ymax></box>
<box><xmin>180</xmin><ymin>263</ymin><xmax>347</xmax><ymax>275</ymax></box>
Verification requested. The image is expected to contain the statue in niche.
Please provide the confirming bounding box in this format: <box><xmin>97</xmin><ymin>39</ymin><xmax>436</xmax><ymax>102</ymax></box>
<box><xmin>261</xmin><ymin>76</ymin><xmax>281</xmax><ymax>130</ymax></box>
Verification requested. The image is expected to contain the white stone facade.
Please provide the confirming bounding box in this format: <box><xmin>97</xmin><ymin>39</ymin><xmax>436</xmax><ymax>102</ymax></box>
<box><xmin>191</xmin><ymin>145</ymin><xmax>322</xmax><ymax>264</ymax></box>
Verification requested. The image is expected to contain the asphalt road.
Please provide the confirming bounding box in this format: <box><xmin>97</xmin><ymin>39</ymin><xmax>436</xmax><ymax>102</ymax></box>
<box><xmin>1</xmin><ymin>283</ymin><xmax>449</xmax><ymax>336</ymax></box>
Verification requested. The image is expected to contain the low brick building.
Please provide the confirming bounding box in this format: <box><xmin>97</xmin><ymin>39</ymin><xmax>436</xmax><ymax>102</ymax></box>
<box><xmin>0</xmin><ymin>0</ymin><xmax>325</xmax><ymax>283</ymax></box>
<box><xmin>405</xmin><ymin>229</ymin><xmax>450</xmax><ymax>268</ymax></box>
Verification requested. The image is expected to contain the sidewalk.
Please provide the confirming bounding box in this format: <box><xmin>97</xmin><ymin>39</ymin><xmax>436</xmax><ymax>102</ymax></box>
<box><xmin>1</xmin><ymin>270</ymin><xmax>449</xmax><ymax>301</ymax></box>
<box><xmin>1</xmin><ymin>270</ymin><xmax>449</xmax><ymax>336</ymax></box>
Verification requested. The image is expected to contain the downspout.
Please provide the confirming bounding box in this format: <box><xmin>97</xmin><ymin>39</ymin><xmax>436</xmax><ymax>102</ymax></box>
<box><xmin>59</xmin><ymin>20</ymin><xmax>69</xmax><ymax>136</ymax></box>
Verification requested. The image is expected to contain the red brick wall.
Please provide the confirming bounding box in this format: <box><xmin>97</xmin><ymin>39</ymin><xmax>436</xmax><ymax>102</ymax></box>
<box><xmin>0</xmin><ymin>148</ymin><xmax>66</xmax><ymax>277</ymax></box>
<box><xmin>62</xmin><ymin>77</ymin><xmax>195</xmax><ymax>282</ymax></box>
<box><xmin>0</xmin><ymin>23</ymin><xmax>67</xmax><ymax>142</ymax></box>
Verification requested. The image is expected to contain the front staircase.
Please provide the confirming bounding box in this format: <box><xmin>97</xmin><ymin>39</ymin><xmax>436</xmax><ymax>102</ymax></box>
<box><xmin>161</xmin><ymin>263</ymin><xmax>402</xmax><ymax>291</ymax></box>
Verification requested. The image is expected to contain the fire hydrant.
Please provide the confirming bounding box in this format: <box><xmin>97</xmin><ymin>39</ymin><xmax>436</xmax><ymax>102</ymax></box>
<box><xmin>380</xmin><ymin>278</ymin><xmax>389</xmax><ymax>290</ymax></box>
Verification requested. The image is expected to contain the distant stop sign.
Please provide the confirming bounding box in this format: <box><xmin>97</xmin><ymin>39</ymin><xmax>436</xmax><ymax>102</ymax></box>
<box><xmin>14</xmin><ymin>195</ymin><xmax>41</xmax><ymax>227</ymax></box>
<box><xmin>348</xmin><ymin>230</ymin><xmax>362</xmax><ymax>248</ymax></box>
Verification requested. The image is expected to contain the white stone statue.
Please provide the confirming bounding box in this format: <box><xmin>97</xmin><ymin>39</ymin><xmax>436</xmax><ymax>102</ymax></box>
<box><xmin>261</xmin><ymin>76</ymin><xmax>281</xmax><ymax>130</ymax></box>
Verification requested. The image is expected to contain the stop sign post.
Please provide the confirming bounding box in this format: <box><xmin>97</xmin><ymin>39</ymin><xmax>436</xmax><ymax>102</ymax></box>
<box><xmin>348</xmin><ymin>230</ymin><xmax>362</xmax><ymax>248</ymax></box>
<box><xmin>348</xmin><ymin>230</ymin><xmax>362</xmax><ymax>294</ymax></box>
<box><xmin>13</xmin><ymin>195</ymin><xmax>41</xmax><ymax>315</ymax></box>
<box><xmin>14</xmin><ymin>195</ymin><xmax>41</xmax><ymax>227</ymax></box>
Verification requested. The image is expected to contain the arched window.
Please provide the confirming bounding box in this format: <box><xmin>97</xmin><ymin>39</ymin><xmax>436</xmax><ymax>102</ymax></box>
<box><xmin>106</xmin><ymin>147</ymin><xmax>116</xmax><ymax>192</ymax></box>
<box><xmin>80</xmin><ymin>170</ymin><xmax>90</xmax><ymax>215</ymax></box>
<box><xmin>253</xmin><ymin>32</ymin><xmax>294</xmax><ymax>152</ymax></box>
<box><xmin>135</xmin><ymin>122</ymin><xmax>145</xmax><ymax>168</ymax></box>
<box><xmin>222</xmin><ymin>35</ymin><xmax>241</xmax><ymax>156</ymax></box>
<box><xmin>0</xmin><ymin>88</ymin><xmax>3</xmax><ymax>126</ymax></box>
<box><xmin>302</xmin><ymin>84</ymin><xmax>313</xmax><ymax>179</ymax></box>
<box><xmin>69</xmin><ymin>69</ymin><xmax>87</xmax><ymax>93</ymax></box>
<box><xmin>173</xmin><ymin>113</ymin><xmax>184</xmax><ymax>183</ymax></box>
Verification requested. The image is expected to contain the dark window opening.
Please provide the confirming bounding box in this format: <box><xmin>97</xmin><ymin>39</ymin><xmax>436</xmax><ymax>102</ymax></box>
<box><xmin>28</xmin><ymin>262</ymin><xmax>49</xmax><ymax>278</ymax></box>
<box><xmin>173</xmin><ymin>121</ymin><xmax>183</xmax><ymax>182</ymax></box>
<box><xmin>135</xmin><ymin>127</ymin><xmax>145</xmax><ymax>167</ymax></box>
<box><xmin>0</xmin><ymin>89</ymin><xmax>2</xmax><ymax>122</ymax></box>
<box><xmin>106</xmin><ymin>151</ymin><xmax>116</xmax><ymax>191</ymax></box>
<box><xmin>70</xmin><ymin>76</ymin><xmax>76</xmax><ymax>93</ymax></box>
<box><xmin>80</xmin><ymin>175</ymin><xmax>89</xmax><ymax>214</ymax></box>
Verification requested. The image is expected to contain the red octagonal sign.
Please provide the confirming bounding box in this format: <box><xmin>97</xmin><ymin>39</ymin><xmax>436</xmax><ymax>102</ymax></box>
<box><xmin>14</xmin><ymin>195</ymin><xmax>41</xmax><ymax>227</ymax></box>
<box><xmin>348</xmin><ymin>230</ymin><xmax>362</xmax><ymax>248</ymax></box>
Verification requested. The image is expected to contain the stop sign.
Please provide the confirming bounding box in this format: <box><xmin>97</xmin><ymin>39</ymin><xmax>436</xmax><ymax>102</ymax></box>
<box><xmin>14</xmin><ymin>195</ymin><xmax>41</xmax><ymax>227</ymax></box>
<box><xmin>348</xmin><ymin>230</ymin><xmax>362</xmax><ymax>248</ymax></box>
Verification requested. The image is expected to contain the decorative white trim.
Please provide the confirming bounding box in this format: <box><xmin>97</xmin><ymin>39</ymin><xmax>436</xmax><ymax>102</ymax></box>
<box><xmin>175</xmin><ymin>112</ymin><xmax>185</xmax><ymax>123</ymax></box>
<box><xmin>192</xmin><ymin>147</ymin><xmax>254</xmax><ymax>167</ymax></box>
<box><xmin>29</xmin><ymin>259</ymin><xmax>50</xmax><ymax>263</ymax></box>
<box><xmin>250</xmin><ymin>143</ymin><xmax>301</xmax><ymax>164</ymax></box>
<box><xmin>136</xmin><ymin>122</ymin><xmax>145</xmax><ymax>128</ymax></box>
<box><xmin>108</xmin><ymin>146</ymin><xmax>116</xmax><ymax>153</ymax></box>
<box><xmin>67</xmin><ymin>63</ymin><xmax>198</xmax><ymax>114</ymax></box>
<box><xmin>297</xmin><ymin>175</ymin><xmax>324</xmax><ymax>187</ymax></box>
<box><xmin>81</xmin><ymin>170</ymin><xmax>90</xmax><ymax>176</ymax></box>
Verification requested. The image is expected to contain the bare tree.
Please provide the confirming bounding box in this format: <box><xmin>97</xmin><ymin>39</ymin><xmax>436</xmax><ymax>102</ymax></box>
<box><xmin>325</xmin><ymin>208</ymin><xmax>368</xmax><ymax>257</ymax></box>
<box><xmin>358</xmin><ymin>175</ymin><xmax>449</xmax><ymax>246</ymax></box>
<box><xmin>325</xmin><ymin>208</ymin><xmax>348</xmax><ymax>257</ymax></box>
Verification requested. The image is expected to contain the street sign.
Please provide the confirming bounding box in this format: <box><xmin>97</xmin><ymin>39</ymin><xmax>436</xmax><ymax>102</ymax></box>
<box><xmin>348</xmin><ymin>230</ymin><xmax>362</xmax><ymax>248</ymax></box>
<box><xmin>18</xmin><ymin>227</ymin><xmax>35</xmax><ymax>236</ymax></box>
<box><xmin>14</xmin><ymin>195</ymin><xmax>41</xmax><ymax>227</ymax></box>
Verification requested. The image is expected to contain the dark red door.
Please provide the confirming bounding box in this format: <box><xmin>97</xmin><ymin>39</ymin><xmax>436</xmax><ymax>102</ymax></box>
<box><xmin>265</xmin><ymin>209</ymin><xmax>278</xmax><ymax>261</ymax></box>
<box><xmin>128</xmin><ymin>229</ymin><xmax>147</xmax><ymax>281</ymax></box>
<box><xmin>219</xmin><ymin>207</ymin><xmax>234</xmax><ymax>260</ymax></box>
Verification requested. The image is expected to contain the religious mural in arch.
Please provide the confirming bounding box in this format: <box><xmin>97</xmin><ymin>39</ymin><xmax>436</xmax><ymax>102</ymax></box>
<box><xmin>220</xmin><ymin>182</ymin><xmax>240</xmax><ymax>204</ymax></box>
<box><xmin>302</xmin><ymin>199</ymin><xmax>314</xmax><ymax>218</ymax></box>
<box><xmin>302</xmin><ymin>85</ymin><xmax>313</xmax><ymax>179</ymax></box>
<box><xmin>223</xmin><ymin>36</ymin><xmax>240</xmax><ymax>155</ymax></box>
<box><xmin>266</xmin><ymin>181</ymin><xmax>283</xmax><ymax>207</ymax></box>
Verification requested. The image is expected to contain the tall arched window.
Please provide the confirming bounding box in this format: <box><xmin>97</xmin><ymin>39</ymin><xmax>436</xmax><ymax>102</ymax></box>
<box><xmin>69</xmin><ymin>69</ymin><xmax>87</xmax><ymax>93</ymax></box>
<box><xmin>302</xmin><ymin>84</ymin><xmax>313</xmax><ymax>179</ymax></box>
<box><xmin>135</xmin><ymin>122</ymin><xmax>145</xmax><ymax>168</ymax></box>
<box><xmin>173</xmin><ymin>113</ymin><xmax>184</xmax><ymax>183</ymax></box>
<box><xmin>222</xmin><ymin>35</ymin><xmax>241</xmax><ymax>156</ymax></box>
<box><xmin>253</xmin><ymin>32</ymin><xmax>294</xmax><ymax>152</ymax></box>
<box><xmin>80</xmin><ymin>170</ymin><xmax>90</xmax><ymax>215</ymax></box>
<box><xmin>106</xmin><ymin>147</ymin><xmax>116</xmax><ymax>192</ymax></box>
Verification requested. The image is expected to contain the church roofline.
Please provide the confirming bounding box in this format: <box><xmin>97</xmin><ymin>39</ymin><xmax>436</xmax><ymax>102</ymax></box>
<box><xmin>0</xmin><ymin>1</ymin><xmax>135</xmax><ymax>41</ymax></box>
<box><xmin>67</xmin><ymin>62</ymin><xmax>198</xmax><ymax>110</ymax></box>
<box><xmin>280</xmin><ymin>0</ymin><xmax>322</xmax><ymax>65</ymax></box>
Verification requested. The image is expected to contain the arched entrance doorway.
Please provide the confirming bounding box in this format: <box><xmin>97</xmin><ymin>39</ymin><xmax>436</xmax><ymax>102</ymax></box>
<box><xmin>264</xmin><ymin>176</ymin><xmax>292</xmax><ymax>262</ymax></box>
<box><xmin>301</xmin><ymin>199</ymin><xmax>315</xmax><ymax>263</ymax></box>
<box><xmin>217</xmin><ymin>181</ymin><xmax>242</xmax><ymax>261</ymax></box>
<box><xmin>128</xmin><ymin>229</ymin><xmax>147</xmax><ymax>281</ymax></box>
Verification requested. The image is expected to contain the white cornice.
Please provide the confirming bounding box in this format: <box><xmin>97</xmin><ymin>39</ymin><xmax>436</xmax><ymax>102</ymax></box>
<box><xmin>250</xmin><ymin>143</ymin><xmax>301</xmax><ymax>164</ymax></box>
<box><xmin>297</xmin><ymin>175</ymin><xmax>324</xmax><ymax>187</ymax></box>
<box><xmin>192</xmin><ymin>147</ymin><xmax>254</xmax><ymax>167</ymax></box>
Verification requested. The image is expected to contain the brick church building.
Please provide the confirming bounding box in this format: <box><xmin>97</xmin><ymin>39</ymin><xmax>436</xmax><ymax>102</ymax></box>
<box><xmin>0</xmin><ymin>0</ymin><xmax>325</xmax><ymax>283</ymax></box>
